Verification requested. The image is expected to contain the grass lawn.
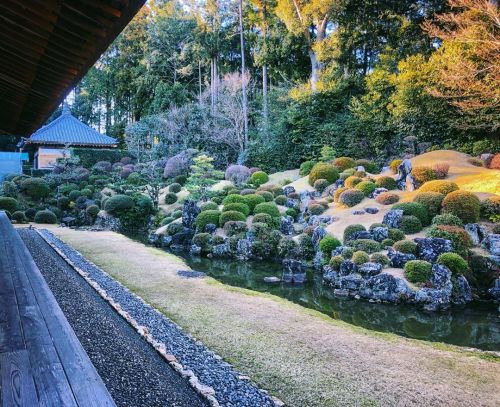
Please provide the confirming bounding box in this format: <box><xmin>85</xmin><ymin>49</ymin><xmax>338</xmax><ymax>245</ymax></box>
<box><xmin>45</xmin><ymin>227</ymin><xmax>500</xmax><ymax>407</ymax></box>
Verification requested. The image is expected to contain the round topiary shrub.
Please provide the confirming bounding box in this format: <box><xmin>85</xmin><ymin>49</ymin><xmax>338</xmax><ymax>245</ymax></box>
<box><xmin>388</xmin><ymin>228</ymin><xmax>405</xmax><ymax>242</ymax></box>
<box><xmin>481</xmin><ymin>196</ymin><xmax>500</xmax><ymax>222</ymax></box>
<box><xmin>333</xmin><ymin>157</ymin><xmax>356</xmax><ymax>171</ymax></box>
<box><xmin>399</xmin><ymin>215</ymin><xmax>422</xmax><ymax>234</ymax></box>
<box><xmin>274</xmin><ymin>195</ymin><xmax>287</xmax><ymax>205</ymax></box>
<box><xmin>195</xmin><ymin>210</ymin><xmax>221</xmax><ymax>231</ymax></box>
<box><xmin>80</xmin><ymin>188</ymin><xmax>93</xmax><ymax>198</ymax></box>
<box><xmin>389</xmin><ymin>159</ymin><xmax>403</xmax><ymax>174</ymax></box>
<box><xmin>355</xmin><ymin>181</ymin><xmax>376</xmax><ymax>197</ymax></box>
<box><xmin>375</xmin><ymin>192</ymin><xmax>399</xmax><ymax>205</ymax></box>
<box><xmin>375</xmin><ymin>176</ymin><xmax>397</xmax><ymax>190</ymax></box>
<box><xmin>0</xmin><ymin>197</ymin><xmax>18</xmax><ymax>213</ymax></box>
<box><xmin>419</xmin><ymin>180</ymin><xmax>459</xmax><ymax>195</ymax></box>
<box><xmin>393</xmin><ymin>202</ymin><xmax>430</xmax><ymax>226</ymax></box>
<box><xmin>34</xmin><ymin>209</ymin><xmax>57</xmax><ymax>224</ymax></box>
<box><xmin>244</xmin><ymin>194</ymin><xmax>266</xmax><ymax>212</ymax></box>
<box><xmin>86</xmin><ymin>205</ymin><xmax>100</xmax><ymax>217</ymax></box>
<box><xmin>167</xmin><ymin>222</ymin><xmax>184</xmax><ymax>236</ymax></box>
<box><xmin>355</xmin><ymin>159</ymin><xmax>378</xmax><ymax>173</ymax></box>
<box><xmin>219</xmin><ymin>210</ymin><xmax>246</xmax><ymax>227</ymax></box>
<box><xmin>224</xmin><ymin>221</ymin><xmax>248</xmax><ymax>236</ymax></box>
<box><xmin>411</xmin><ymin>166</ymin><xmax>437</xmax><ymax>184</ymax></box>
<box><xmin>200</xmin><ymin>202</ymin><xmax>218</xmax><ymax>212</ymax></box>
<box><xmin>437</xmin><ymin>252</ymin><xmax>468</xmax><ymax>275</ymax></box>
<box><xmin>343</xmin><ymin>224</ymin><xmax>366</xmax><ymax>242</ymax></box>
<box><xmin>308</xmin><ymin>163</ymin><xmax>339</xmax><ymax>186</ymax></box>
<box><xmin>223</xmin><ymin>202</ymin><xmax>250</xmax><ymax>216</ymax></box>
<box><xmin>393</xmin><ymin>239</ymin><xmax>417</xmax><ymax>254</ymax></box>
<box><xmin>334</xmin><ymin>187</ymin><xmax>348</xmax><ymax>203</ymax></box>
<box><xmin>404</xmin><ymin>260</ymin><xmax>432</xmax><ymax>284</ymax></box>
<box><xmin>329</xmin><ymin>255</ymin><xmax>344</xmax><ymax>270</ymax></box>
<box><xmin>313</xmin><ymin>178</ymin><xmax>330</xmax><ymax>192</ymax></box>
<box><xmin>68</xmin><ymin>190</ymin><xmax>82</xmax><ymax>201</ymax></box>
<box><xmin>347</xmin><ymin>239</ymin><xmax>381</xmax><ymax>254</ymax></box>
<box><xmin>164</xmin><ymin>192</ymin><xmax>178</xmax><ymax>205</ymax></box>
<box><xmin>104</xmin><ymin>194</ymin><xmax>134</xmax><ymax>215</ymax></box>
<box><xmin>250</xmin><ymin>171</ymin><xmax>269</xmax><ymax>186</ymax></box>
<box><xmin>427</xmin><ymin>225</ymin><xmax>472</xmax><ymax>256</ymax></box>
<box><xmin>340</xmin><ymin>247</ymin><xmax>354</xmax><ymax>259</ymax></box>
<box><xmin>92</xmin><ymin>161</ymin><xmax>112</xmax><ymax>174</ymax></box>
<box><xmin>252</xmin><ymin>213</ymin><xmax>275</xmax><ymax>227</ymax></box>
<box><xmin>381</xmin><ymin>238</ymin><xmax>395</xmax><ymax>247</ymax></box>
<box><xmin>171</xmin><ymin>210</ymin><xmax>183</xmax><ymax>219</ymax></box>
<box><xmin>254</xmin><ymin>202</ymin><xmax>280</xmax><ymax>218</ymax></box>
<box><xmin>193</xmin><ymin>233</ymin><xmax>211</xmax><ymax>250</ymax></box>
<box><xmin>285</xmin><ymin>208</ymin><xmax>297</xmax><ymax>218</ymax></box>
<box><xmin>441</xmin><ymin>190</ymin><xmax>481</xmax><ymax>224</ymax></box>
<box><xmin>11</xmin><ymin>211</ymin><xmax>27</xmax><ymax>223</ymax></box>
<box><xmin>339</xmin><ymin>189</ymin><xmax>365</xmax><ymax>207</ymax></box>
<box><xmin>223</xmin><ymin>194</ymin><xmax>246</xmax><ymax>205</ymax></box>
<box><xmin>344</xmin><ymin>176</ymin><xmax>362</xmax><ymax>188</ymax></box>
<box><xmin>370</xmin><ymin>253</ymin><xmax>389</xmax><ymax>266</ymax></box>
<box><xmin>21</xmin><ymin>178</ymin><xmax>50</xmax><ymax>200</ymax></box>
<box><xmin>489</xmin><ymin>153</ymin><xmax>500</xmax><ymax>169</ymax></box>
<box><xmin>432</xmin><ymin>213</ymin><xmax>463</xmax><ymax>227</ymax></box>
<box><xmin>169</xmin><ymin>183</ymin><xmax>182</xmax><ymax>193</ymax></box>
<box><xmin>127</xmin><ymin>172</ymin><xmax>142</xmax><ymax>185</ymax></box>
<box><xmin>309</xmin><ymin>203</ymin><xmax>326</xmax><ymax>215</ymax></box>
<box><xmin>299</xmin><ymin>160</ymin><xmax>317</xmax><ymax>176</ymax></box>
<box><xmin>352</xmin><ymin>250</ymin><xmax>370</xmax><ymax>265</ymax></box>
<box><xmin>2</xmin><ymin>180</ymin><xmax>17</xmax><ymax>197</ymax></box>
<box><xmin>319</xmin><ymin>235</ymin><xmax>341</xmax><ymax>255</ymax></box>
<box><xmin>161</xmin><ymin>216</ymin><xmax>174</xmax><ymax>226</ymax></box>
<box><xmin>413</xmin><ymin>192</ymin><xmax>444</xmax><ymax>218</ymax></box>
<box><xmin>256</xmin><ymin>190</ymin><xmax>274</xmax><ymax>202</ymax></box>
<box><xmin>225</xmin><ymin>164</ymin><xmax>251</xmax><ymax>185</ymax></box>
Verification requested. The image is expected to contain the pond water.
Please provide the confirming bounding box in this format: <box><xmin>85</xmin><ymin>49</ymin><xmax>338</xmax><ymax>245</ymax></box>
<box><xmin>176</xmin><ymin>252</ymin><xmax>500</xmax><ymax>351</ymax></box>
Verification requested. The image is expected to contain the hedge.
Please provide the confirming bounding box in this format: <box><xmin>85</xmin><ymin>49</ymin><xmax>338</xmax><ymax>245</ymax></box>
<box><xmin>0</xmin><ymin>197</ymin><xmax>18</xmax><ymax>213</ymax></box>
<box><xmin>72</xmin><ymin>148</ymin><xmax>131</xmax><ymax>168</ymax></box>
<box><xmin>34</xmin><ymin>209</ymin><xmax>57</xmax><ymax>224</ymax></box>
<box><xmin>254</xmin><ymin>202</ymin><xmax>280</xmax><ymax>218</ymax></box>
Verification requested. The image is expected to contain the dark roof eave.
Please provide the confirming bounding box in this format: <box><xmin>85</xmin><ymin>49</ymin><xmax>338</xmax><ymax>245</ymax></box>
<box><xmin>28</xmin><ymin>141</ymin><xmax>118</xmax><ymax>147</ymax></box>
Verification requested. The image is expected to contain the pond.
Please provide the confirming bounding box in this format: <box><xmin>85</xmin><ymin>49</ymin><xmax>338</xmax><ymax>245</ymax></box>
<box><xmin>176</xmin><ymin>251</ymin><xmax>500</xmax><ymax>351</ymax></box>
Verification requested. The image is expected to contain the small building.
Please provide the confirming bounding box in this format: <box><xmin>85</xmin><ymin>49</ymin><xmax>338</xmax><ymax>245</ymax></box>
<box><xmin>26</xmin><ymin>105</ymin><xmax>118</xmax><ymax>169</ymax></box>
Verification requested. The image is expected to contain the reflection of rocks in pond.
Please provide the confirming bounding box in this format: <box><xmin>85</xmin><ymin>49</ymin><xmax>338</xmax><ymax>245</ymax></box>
<box><xmin>337</xmin><ymin>274</ymin><xmax>363</xmax><ymax>291</ymax></box>
<box><xmin>282</xmin><ymin>259</ymin><xmax>306</xmax><ymax>284</ymax></box>
<box><xmin>264</xmin><ymin>276</ymin><xmax>281</xmax><ymax>283</ymax></box>
<box><xmin>451</xmin><ymin>275</ymin><xmax>472</xmax><ymax>305</ymax></box>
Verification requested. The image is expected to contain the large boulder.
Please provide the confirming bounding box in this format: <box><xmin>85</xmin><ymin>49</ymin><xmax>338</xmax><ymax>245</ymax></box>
<box><xmin>414</xmin><ymin>288</ymin><xmax>451</xmax><ymax>312</ymax></box>
<box><xmin>171</xmin><ymin>228</ymin><xmax>195</xmax><ymax>247</ymax></box>
<box><xmin>236</xmin><ymin>239</ymin><xmax>253</xmax><ymax>260</ymax></box>
<box><xmin>311</xmin><ymin>226</ymin><xmax>327</xmax><ymax>250</ymax></box>
<box><xmin>182</xmin><ymin>200</ymin><xmax>200</xmax><ymax>229</ymax></box>
<box><xmin>211</xmin><ymin>242</ymin><xmax>232</xmax><ymax>258</ymax></box>
<box><xmin>358</xmin><ymin>262</ymin><xmax>382</xmax><ymax>278</ymax></box>
<box><xmin>339</xmin><ymin>260</ymin><xmax>357</xmax><ymax>276</ymax></box>
<box><xmin>489</xmin><ymin>278</ymin><xmax>500</xmax><ymax>300</ymax></box>
<box><xmin>322</xmin><ymin>265</ymin><xmax>338</xmax><ymax>285</ymax></box>
<box><xmin>280</xmin><ymin>216</ymin><xmax>295</xmax><ymax>236</ymax></box>
<box><xmin>359</xmin><ymin>273</ymin><xmax>413</xmax><ymax>303</ymax></box>
<box><xmin>337</xmin><ymin>274</ymin><xmax>363</xmax><ymax>291</ymax></box>
<box><xmin>387</xmin><ymin>249</ymin><xmax>416</xmax><ymax>268</ymax></box>
<box><xmin>483</xmin><ymin>234</ymin><xmax>500</xmax><ymax>256</ymax></box>
<box><xmin>283</xmin><ymin>186</ymin><xmax>296</xmax><ymax>197</ymax></box>
<box><xmin>430</xmin><ymin>264</ymin><xmax>452</xmax><ymax>290</ymax></box>
<box><xmin>371</xmin><ymin>227</ymin><xmax>389</xmax><ymax>242</ymax></box>
<box><xmin>465</xmin><ymin>223</ymin><xmax>488</xmax><ymax>246</ymax></box>
<box><xmin>163</xmin><ymin>149</ymin><xmax>198</xmax><ymax>178</ymax></box>
<box><xmin>414</xmin><ymin>237</ymin><xmax>453</xmax><ymax>262</ymax></box>
<box><xmin>383</xmin><ymin>209</ymin><xmax>404</xmax><ymax>229</ymax></box>
<box><xmin>451</xmin><ymin>276</ymin><xmax>473</xmax><ymax>305</ymax></box>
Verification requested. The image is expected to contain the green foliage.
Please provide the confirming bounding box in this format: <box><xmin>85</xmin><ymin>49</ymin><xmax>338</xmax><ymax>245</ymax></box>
<box><xmin>329</xmin><ymin>255</ymin><xmax>344</xmax><ymax>270</ymax></box>
<box><xmin>86</xmin><ymin>205</ymin><xmax>100</xmax><ymax>217</ymax></box>
<box><xmin>68</xmin><ymin>190</ymin><xmax>82</xmax><ymax>201</ymax></box>
<box><xmin>319</xmin><ymin>236</ymin><xmax>341</xmax><ymax>255</ymax></box>
<box><xmin>308</xmin><ymin>163</ymin><xmax>339</xmax><ymax>186</ymax></box>
<box><xmin>432</xmin><ymin>213</ymin><xmax>464</xmax><ymax>227</ymax></box>
<box><xmin>193</xmin><ymin>233</ymin><xmax>211</xmax><ymax>251</ymax></box>
<box><xmin>375</xmin><ymin>192</ymin><xmax>399</xmax><ymax>205</ymax></box>
<box><xmin>285</xmin><ymin>208</ymin><xmax>297</xmax><ymax>218</ymax></box>
<box><xmin>352</xmin><ymin>251</ymin><xmax>370</xmax><ymax>265</ymax></box>
<box><xmin>344</xmin><ymin>176</ymin><xmax>362</xmax><ymax>188</ymax></box>
<box><xmin>341</xmin><ymin>247</ymin><xmax>355</xmax><ymax>259</ymax></box>
<box><xmin>404</xmin><ymin>260</ymin><xmax>432</xmax><ymax>284</ymax></box>
<box><xmin>399</xmin><ymin>215</ymin><xmax>422</xmax><ymax>234</ymax></box>
<box><xmin>412</xmin><ymin>192</ymin><xmax>444</xmax><ymax>218</ymax></box>
<box><xmin>164</xmin><ymin>192</ymin><xmax>178</xmax><ymax>205</ymax></box>
<box><xmin>441</xmin><ymin>190</ymin><xmax>481</xmax><ymax>224</ymax></box>
<box><xmin>437</xmin><ymin>253</ymin><xmax>468</xmax><ymax>276</ymax></box>
<box><xmin>34</xmin><ymin>209</ymin><xmax>57</xmax><ymax>224</ymax></box>
<box><xmin>250</xmin><ymin>171</ymin><xmax>269</xmax><ymax>186</ymax></box>
<box><xmin>167</xmin><ymin>222</ymin><xmax>184</xmax><ymax>236</ymax></box>
<box><xmin>411</xmin><ymin>166</ymin><xmax>437</xmax><ymax>184</ymax></box>
<box><xmin>219</xmin><ymin>210</ymin><xmax>246</xmax><ymax>227</ymax></box>
<box><xmin>0</xmin><ymin>197</ymin><xmax>18</xmax><ymax>213</ymax></box>
<box><xmin>355</xmin><ymin>159</ymin><xmax>378</xmax><ymax>173</ymax></box>
<box><xmin>73</xmin><ymin>148</ymin><xmax>128</xmax><ymax>168</ymax></box>
<box><xmin>375</xmin><ymin>176</ymin><xmax>397</xmax><ymax>190</ymax></box>
<box><xmin>343</xmin><ymin>224</ymin><xmax>366</xmax><ymax>242</ymax></box>
<box><xmin>381</xmin><ymin>238</ymin><xmax>395</xmax><ymax>247</ymax></box>
<box><xmin>393</xmin><ymin>202</ymin><xmax>430</xmax><ymax>226</ymax></box>
<box><xmin>127</xmin><ymin>172</ymin><xmax>142</xmax><ymax>185</ymax></box>
<box><xmin>319</xmin><ymin>146</ymin><xmax>336</xmax><ymax>162</ymax></box>
<box><xmin>161</xmin><ymin>216</ymin><xmax>174</xmax><ymax>226</ymax></box>
<box><xmin>169</xmin><ymin>183</ymin><xmax>182</xmax><ymax>193</ymax></box>
<box><xmin>347</xmin><ymin>239</ymin><xmax>381</xmax><ymax>254</ymax></box>
<box><xmin>299</xmin><ymin>160</ymin><xmax>316</xmax><ymax>176</ymax></box>
<box><xmin>389</xmin><ymin>160</ymin><xmax>403</xmax><ymax>174</ymax></box>
<box><xmin>11</xmin><ymin>211</ymin><xmax>27</xmax><ymax>223</ymax></box>
<box><xmin>254</xmin><ymin>202</ymin><xmax>280</xmax><ymax>218</ymax></box>
<box><xmin>222</xmin><ymin>203</ymin><xmax>250</xmax><ymax>216</ymax></box>
<box><xmin>313</xmin><ymin>179</ymin><xmax>330</xmax><ymax>192</ymax></box>
<box><xmin>195</xmin><ymin>210</ymin><xmax>221</xmax><ymax>231</ymax></box>
<box><xmin>186</xmin><ymin>154</ymin><xmax>223</xmax><ymax>201</ymax></box>
<box><xmin>200</xmin><ymin>201</ymin><xmax>219</xmax><ymax>211</ymax></box>
<box><xmin>244</xmin><ymin>194</ymin><xmax>266</xmax><ymax>212</ymax></box>
<box><xmin>339</xmin><ymin>189</ymin><xmax>364</xmax><ymax>207</ymax></box>
<box><xmin>388</xmin><ymin>228</ymin><xmax>405</xmax><ymax>242</ymax></box>
<box><xmin>2</xmin><ymin>181</ymin><xmax>17</xmax><ymax>197</ymax></box>
<box><xmin>252</xmin><ymin>213</ymin><xmax>278</xmax><ymax>228</ymax></box>
<box><xmin>393</xmin><ymin>240</ymin><xmax>417</xmax><ymax>254</ymax></box>
<box><xmin>171</xmin><ymin>210</ymin><xmax>183</xmax><ymax>219</ymax></box>
<box><xmin>274</xmin><ymin>195</ymin><xmax>287</xmax><ymax>205</ymax></box>
<box><xmin>370</xmin><ymin>253</ymin><xmax>389</xmax><ymax>266</ymax></box>
<box><xmin>354</xmin><ymin>181</ymin><xmax>376</xmax><ymax>196</ymax></box>
<box><xmin>21</xmin><ymin>178</ymin><xmax>50</xmax><ymax>200</ymax></box>
<box><xmin>481</xmin><ymin>196</ymin><xmax>500</xmax><ymax>222</ymax></box>
<box><xmin>427</xmin><ymin>225</ymin><xmax>472</xmax><ymax>257</ymax></box>
<box><xmin>419</xmin><ymin>180</ymin><xmax>459</xmax><ymax>195</ymax></box>
<box><xmin>333</xmin><ymin>157</ymin><xmax>355</xmax><ymax>171</ymax></box>
<box><xmin>223</xmin><ymin>194</ymin><xmax>246</xmax><ymax>205</ymax></box>
<box><xmin>309</xmin><ymin>203</ymin><xmax>326</xmax><ymax>215</ymax></box>
<box><xmin>256</xmin><ymin>190</ymin><xmax>274</xmax><ymax>202</ymax></box>
<box><xmin>104</xmin><ymin>194</ymin><xmax>134</xmax><ymax>215</ymax></box>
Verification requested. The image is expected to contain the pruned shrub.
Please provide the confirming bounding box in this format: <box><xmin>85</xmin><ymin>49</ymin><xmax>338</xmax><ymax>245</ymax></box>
<box><xmin>225</xmin><ymin>164</ymin><xmax>251</xmax><ymax>185</ymax></box>
<box><xmin>258</xmin><ymin>184</ymin><xmax>283</xmax><ymax>197</ymax></box>
<box><xmin>127</xmin><ymin>172</ymin><xmax>142</xmax><ymax>185</ymax></box>
<box><xmin>224</xmin><ymin>220</ymin><xmax>248</xmax><ymax>236</ymax></box>
<box><xmin>193</xmin><ymin>233</ymin><xmax>211</xmax><ymax>250</ymax></box>
<box><xmin>254</xmin><ymin>202</ymin><xmax>280</xmax><ymax>218</ymax></box>
<box><xmin>250</xmin><ymin>171</ymin><xmax>269</xmax><ymax>186</ymax></box>
<box><xmin>344</xmin><ymin>176</ymin><xmax>362</xmax><ymax>188</ymax></box>
<box><xmin>381</xmin><ymin>238</ymin><xmax>395</xmax><ymax>247</ymax></box>
<box><xmin>2</xmin><ymin>181</ymin><xmax>17</xmax><ymax>197</ymax></box>
<box><xmin>240</xmin><ymin>188</ymin><xmax>256</xmax><ymax>196</ymax></box>
<box><xmin>347</xmin><ymin>239</ymin><xmax>380</xmax><ymax>254</ymax></box>
<box><xmin>244</xmin><ymin>194</ymin><xmax>266</xmax><ymax>212</ymax></box>
<box><xmin>34</xmin><ymin>209</ymin><xmax>57</xmax><ymax>224</ymax></box>
<box><xmin>256</xmin><ymin>190</ymin><xmax>274</xmax><ymax>202</ymax></box>
<box><xmin>169</xmin><ymin>183</ymin><xmax>182</xmax><ymax>193</ymax></box>
<box><xmin>92</xmin><ymin>161</ymin><xmax>112</xmax><ymax>174</ymax></box>
<box><xmin>334</xmin><ymin>187</ymin><xmax>348</xmax><ymax>203</ymax></box>
<box><xmin>21</xmin><ymin>178</ymin><xmax>50</xmax><ymax>200</ymax></box>
<box><xmin>341</xmin><ymin>247</ymin><xmax>355</xmax><ymax>259</ymax></box>
<box><xmin>163</xmin><ymin>149</ymin><xmax>198</xmax><ymax>178</ymax></box>
<box><xmin>171</xmin><ymin>210</ymin><xmax>183</xmax><ymax>219</ymax></box>
<box><xmin>393</xmin><ymin>239</ymin><xmax>417</xmax><ymax>254</ymax></box>
<box><xmin>285</xmin><ymin>208</ymin><xmax>297</xmax><ymax>218</ymax></box>
<box><xmin>252</xmin><ymin>213</ymin><xmax>277</xmax><ymax>228</ymax></box>
<box><xmin>167</xmin><ymin>222</ymin><xmax>184</xmax><ymax>236</ymax></box>
<box><xmin>375</xmin><ymin>192</ymin><xmax>399</xmax><ymax>205</ymax></box>
<box><xmin>399</xmin><ymin>215</ymin><xmax>422</xmax><ymax>234</ymax></box>
<box><xmin>329</xmin><ymin>255</ymin><xmax>344</xmax><ymax>270</ymax></box>
<box><xmin>274</xmin><ymin>195</ymin><xmax>287</xmax><ymax>205</ymax></box>
<box><xmin>222</xmin><ymin>202</ymin><xmax>250</xmax><ymax>216</ymax></box>
<box><xmin>314</xmin><ymin>178</ymin><xmax>330</xmax><ymax>192</ymax></box>
<box><xmin>419</xmin><ymin>180</ymin><xmax>459</xmax><ymax>195</ymax></box>
<box><xmin>352</xmin><ymin>251</ymin><xmax>370</xmax><ymax>265</ymax></box>
<box><xmin>404</xmin><ymin>260</ymin><xmax>432</xmax><ymax>284</ymax></box>
<box><xmin>223</xmin><ymin>194</ymin><xmax>245</xmax><ymax>205</ymax></box>
<box><xmin>370</xmin><ymin>253</ymin><xmax>389</xmax><ymax>266</ymax></box>
<box><xmin>339</xmin><ymin>189</ymin><xmax>364</xmax><ymax>207</ymax></box>
<box><xmin>343</xmin><ymin>224</ymin><xmax>366</xmax><ymax>242</ymax></box>
<box><xmin>308</xmin><ymin>163</ymin><xmax>339</xmax><ymax>186</ymax></box>
<box><xmin>333</xmin><ymin>157</ymin><xmax>355</xmax><ymax>171</ymax></box>
<box><xmin>393</xmin><ymin>202</ymin><xmax>430</xmax><ymax>225</ymax></box>
<box><xmin>433</xmin><ymin>163</ymin><xmax>450</xmax><ymax>179</ymax></box>
<box><xmin>0</xmin><ymin>197</ymin><xmax>18</xmax><ymax>213</ymax></box>
<box><xmin>104</xmin><ymin>194</ymin><xmax>134</xmax><ymax>216</ymax></box>
<box><xmin>441</xmin><ymin>190</ymin><xmax>480</xmax><ymax>224</ymax></box>
<box><xmin>413</xmin><ymin>192</ymin><xmax>444</xmax><ymax>218</ymax></box>
<box><xmin>86</xmin><ymin>205</ymin><xmax>100</xmax><ymax>217</ymax></box>
<box><xmin>427</xmin><ymin>225</ymin><xmax>472</xmax><ymax>256</ymax></box>
<box><xmin>489</xmin><ymin>153</ymin><xmax>500</xmax><ymax>169</ymax></box>
<box><xmin>432</xmin><ymin>213</ymin><xmax>464</xmax><ymax>227</ymax></box>
<box><xmin>319</xmin><ymin>236</ymin><xmax>342</xmax><ymax>255</ymax></box>
<box><xmin>299</xmin><ymin>160</ymin><xmax>316</xmax><ymax>176</ymax></box>
<box><xmin>11</xmin><ymin>211</ymin><xmax>27</xmax><ymax>223</ymax></box>
<box><xmin>468</xmin><ymin>157</ymin><xmax>484</xmax><ymax>167</ymax></box>
<box><xmin>437</xmin><ymin>253</ymin><xmax>468</xmax><ymax>275</ymax></box>
<box><xmin>219</xmin><ymin>210</ymin><xmax>246</xmax><ymax>227</ymax></box>
<box><xmin>355</xmin><ymin>181</ymin><xmax>376</xmax><ymax>196</ymax></box>
<box><xmin>355</xmin><ymin>159</ymin><xmax>378</xmax><ymax>173</ymax></box>
<box><xmin>173</xmin><ymin>174</ymin><xmax>187</xmax><ymax>185</ymax></box>
<box><xmin>412</xmin><ymin>166</ymin><xmax>437</xmax><ymax>184</ymax></box>
<box><xmin>388</xmin><ymin>228</ymin><xmax>405</xmax><ymax>242</ymax></box>
<box><xmin>375</xmin><ymin>176</ymin><xmax>397</xmax><ymax>190</ymax></box>
<box><xmin>164</xmin><ymin>192</ymin><xmax>178</xmax><ymax>205</ymax></box>
<box><xmin>195</xmin><ymin>210</ymin><xmax>221</xmax><ymax>231</ymax></box>
<box><xmin>201</xmin><ymin>201</ymin><xmax>219</xmax><ymax>211</ymax></box>
<box><xmin>309</xmin><ymin>203</ymin><xmax>326</xmax><ymax>215</ymax></box>
<box><xmin>481</xmin><ymin>196</ymin><xmax>500</xmax><ymax>222</ymax></box>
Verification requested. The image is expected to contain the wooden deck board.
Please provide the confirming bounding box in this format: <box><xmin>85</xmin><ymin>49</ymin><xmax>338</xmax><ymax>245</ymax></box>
<box><xmin>0</xmin><ymin>212</ymin><xmax>115</xmax><ymax>406</ymax></box>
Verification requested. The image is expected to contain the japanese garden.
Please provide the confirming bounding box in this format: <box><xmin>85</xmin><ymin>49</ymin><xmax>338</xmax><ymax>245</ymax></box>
<box><xmin>0</xmin><ymin>1</ymin><xmax>499</xmax><ymax>406</ymax></box>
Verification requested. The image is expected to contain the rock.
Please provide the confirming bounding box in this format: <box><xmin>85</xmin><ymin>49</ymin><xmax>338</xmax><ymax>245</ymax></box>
<box><xmin>280</xmin><ymin>216</ymin><xmax>295</xmax><ymax>236</ymax></box>
<box><xmin>334</xmin><ymin>288</ymin><xmax>349</xmax><ymax>297</ymax></box>
<box><xmin>311</xmin><ymin>226</ymin><xmax>327</xmax><ymax>250</ymax></box>
<box><xmin>332</xmin><ymin>246</ymin><xmax>347</xmax><ymax>256</ymax></box>
<box><xmin>160</xmin><ymin>235</ymin><xmax>173</xmax><ymax>247</ymax></box>
<box><xmin>177</xmin><ymin>270</ymin><xmax>206</xmax><ymax>278</ymax></box>
<box><xmin>356</xmin><ymin>165</ymin><xmax>365</xmax><ymax>173</ymax></box>
<box><xmin>339</xmin><ymin>260</ymin><xmax>357</xmax><ymax>276</ymax></box>
<box><xmin>483</xmin><ymin>234</ymin><xmax>500</xmax><ymax>256</ymax></box>
<box><xmin>236</xmin><ymin>239</ymin><xmax>253</xmax><ymax>260</ymax></box>
<box><xmin>283</xmin><ymin>186</ymin><xmax>295</xmax><ymax>197</ymax></box>
<box><xmin>352</xmin><ymin>210</ymin><xmax>365</xmax><ymax>215</ymax></box>
<box><xmin>414</xmin><ymin>237</ymin><xmax>453</xmax><ymax>262</ymax></box>
<box><xmin>396</xmin><ymin>159</ymin><xmax>412</xmax><ymax>190</ymax></box>
<box><xmin>451</xmin><ymin>276</ymin><xmax>472</xmax><ymax>305</ymax></box>
<box><xmin>337</xmin><ymin>274</ymin><xmax>363</xmax><ymax>291</ymax></box>
<box><xmin>285</xmin><ymin>198</ymin><xmax>300</xmax><ymax>210</ymax></box>
<box><xmin>489</xmin><ymin>278</ymin><xmax>500</xmax><ymax>300</ymax></box>
<box><xmin>61</xmin><ymin>216</ymin><xmax>77</xmax><ymax>226</ymax></box>
<box><xmin>204</xmin><ymin>223</ymin><xmax>217</xmax><ymax>234</ymax></box>
<box><xmin>190</xmin><ymin>245</ymin><xmax>202</xmax><ymax>256</ymax></box>
<box><xmin>282</xmin><ymin>259</ymin><xmax>306</xmax><ymax>284</ymax></box>
<box><xmin>405</xmin><ymin>174</ymin><xmax>417</xmax><ymax>191</ymax></box>
<box><xmin>212</xmin><ymin>242</ymin><xmax>232</xmax><ymax>258</ymax></box>
<box><xmin>373</xmin><ymin>188</ymin><xmax>388</xmax><ymax>198</ymax></box>
<box><xmin>322</xmin><ymin>184</ymin><xmax>338</xmax><ymax>198</ymax></box>
<box><xmin>430</xmin><ymin>264</ymin><xmax>452</xmax><ymax>289</ymax></box>
<box><xmin>480</xmin><ymin>153</ymin><xmax>494</xmax><ymax>164</ymax></box>
<box><xmin>171</xmin><ymin>228</ymin><xmax>195</xmax><ymax>247</ymax></box>
<box><xmin>359</xmin><ymin>273</ymin><xmax>412</xmax><ymax>303</ymax></box>
<box><xmin>383</xmin><ymin>209</ymin><xmax>404</xmax><ymax>229</ymax></box>
<box><xmin>322</xmin><ymin>265</ymin><xmax>338</xmax><ymax>285</ymax></box>
<box><xmin>365</xmin><ymin>207</ymin><xmax>379</xmax><ymax>214</ymax></box>
<box><xmin>351</xmin><ymin>230</ymin><xmax>372</xmax><ymax>240</ymax></box>
<box><xmin>313</xmin><ymin>251</ymin><xmax>324</xmax><ymax>270</ymax></box>
<box><xmin>465</xmin><ymin>223</ymin><xmax>488</xmax><ymax>246</ymax></box>
<box><xmin>308</xmin><ymin>215</ymin><xmax>333</xmax><ymax>226</ymax></box>
<box><xmin>148</xmin><ymin>233</ymin><xmax>160</xmax><ymax>246</ymax></box>
<box><xmin>264</xmin><ymin>276</ymin><xmax>281</xmax><ymax>283</ymax></box>
<box><xmin>358</xmin><ymin>262</ymin><xmax>382</xmax><ymax>278</ymax></box>
<box><xmin>372</xmin><ymin>227</ymin><xmax>389</xmax><ymax>242</ymax></box>
<box><xmin>387</xmin><ymin>249</ymin><xmax>416</xmax><ymax>268</ymax></box>
<box><xmin>182</xmin><ymin>200</ymin><xmax>200</xmax><ymax>229</ymax></box>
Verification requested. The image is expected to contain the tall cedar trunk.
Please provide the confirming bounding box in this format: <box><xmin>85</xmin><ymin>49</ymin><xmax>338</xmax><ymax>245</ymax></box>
<box><xmin>309</xmin><ymin>50</ymin><xmax>319</xmax><ymax>91</ymax></box>
<box><xmin>198</xmin><ymin>60</ymin><xmax>202</xmax><ymax>102</ymax></box>
<box><xmin>262</xmin><ymin>64</ymin><xmax>268</xmax><ymax>129</ymax></box>
<box><xmin>239</xmin><ymin>0</ymin><xmax>248</xmax><ymax>156</ymax></box>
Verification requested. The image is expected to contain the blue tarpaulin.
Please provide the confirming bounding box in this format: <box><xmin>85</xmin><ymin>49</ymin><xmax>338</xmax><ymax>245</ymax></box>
<box><xmin>0</xmin><ymin>152</ymin><xmax>26</xmax><ymax>181</ymax></box>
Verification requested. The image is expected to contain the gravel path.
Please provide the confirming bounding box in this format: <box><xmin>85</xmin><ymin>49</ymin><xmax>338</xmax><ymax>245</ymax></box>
<box><xmin>28</xmin><ymin>228</ymin><xmax>276</xmax><ymax>407</ymax></box>
<box><xmin>19</xmin><ymin>229</ymin><xmax>207</xmax><ymax>407</ymax></box>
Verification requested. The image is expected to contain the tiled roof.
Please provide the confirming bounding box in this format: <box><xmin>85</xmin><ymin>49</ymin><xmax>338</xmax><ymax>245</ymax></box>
<box><xmin>28</xmin><ymin>107</ymin><xmax>117</xmax><ymax>146</ymax></box>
